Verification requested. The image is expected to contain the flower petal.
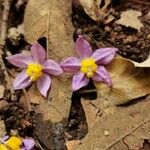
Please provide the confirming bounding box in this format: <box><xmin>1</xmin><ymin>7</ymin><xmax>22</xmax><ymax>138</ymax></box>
<box><xmin>72</xmin><ymin>72</ymin><xmax>89</xmax><ymax>91</ymax></box>
<box><xmin>92</xmin><ymin>66</ymin><xmax>112</xmax><ymax>86</ymax></box>
<box><xmin>13</xmin><ymin>70</ymin><xmax>32</xmax><ymax>90</ymax></box>
<box><xmin>37</xmin><ymin>74</ymin><xmax>51</xmax><ymax>97</ymax></box>
<box><xmin>75</xmin><ymin>35</ymin><xmax>92</xmax><ymax>58</ymax></box>
<box><xmin>91</xmin><ymin>48</ymin><xmax>118</xmax><ymax>65</ymax></box>
<box><xmin>61</xmin><ymin>57</ymin><xmax>81</xmax><ymax>73</ymax></box>
<box><xmin>22</xmin><ymin>138</ymin><xmax>35</xmax><ymax>150</ymax></box>
<box><xmin>6</xmin><ymin>54</ymin><xmax>33</xmax><ymax>68</ymax></box>
<box><xmin>31</xmin><ymin>43</ymin><xmax>46</xmax><ymax>63</ymax></box>
<box><xmin>42</xmin><ymin>59</ymin><xmax>63</xmax><ymax>76</ymax></box>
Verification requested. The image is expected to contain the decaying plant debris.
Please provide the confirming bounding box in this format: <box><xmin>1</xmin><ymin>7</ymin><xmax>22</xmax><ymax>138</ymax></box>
<box><xmin>0</xmin><ymin>0</ymin><xmax>149</xmax><ymax>149</ymax></box>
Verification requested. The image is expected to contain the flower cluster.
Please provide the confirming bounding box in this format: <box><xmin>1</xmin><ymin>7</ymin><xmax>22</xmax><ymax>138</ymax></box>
<box><xmin>0</xmin><ymin>136</ymin><xmax>35</xmax><ymax>150</ymax></box>
<box><xmin>6</xmin><ymin>35</ymin><xmax>118</xmax><ymax>96</ymax></box>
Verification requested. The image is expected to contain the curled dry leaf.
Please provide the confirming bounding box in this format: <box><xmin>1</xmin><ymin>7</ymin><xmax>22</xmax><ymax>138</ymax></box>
<box><xmin>116</xmin><ymin>9</ymin><xmax>143</xmax><ymax>31</ymax></box>
<box><xmin>79</xmin><ymin>0</ymin><xmax>112</xmax><ymax>21</ymax></box>
<box><xmin>95</xmin><ymin>57</ymin><xmax>150</xmax><ymax>105</ymax></box>
<box><xmin>24</xmin><ymin>0</ymin><xmax>74</xmax><ymax>147</ymax></box>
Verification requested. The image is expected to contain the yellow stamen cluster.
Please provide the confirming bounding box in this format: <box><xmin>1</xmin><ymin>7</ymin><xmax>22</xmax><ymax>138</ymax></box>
<box><xmin>0</xmin><ymin>136</ymin><xmax>22</xmax><ymax>150</ymax></box>
<box><xmin>80</xmin><ymin>58</ymin><xmax>97</xmax><ymax>78</ymax></box>
<box><xmin>26</xmin><ymin>63</ymin><xmax>43</xmax><ymax>81</ymax></box>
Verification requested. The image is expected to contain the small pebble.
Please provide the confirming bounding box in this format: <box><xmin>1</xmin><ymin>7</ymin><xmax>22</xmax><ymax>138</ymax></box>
<box><xmin>104</xmin><ymin>130</ymin><xmax>109</xmax><ymax>136</ymax></box>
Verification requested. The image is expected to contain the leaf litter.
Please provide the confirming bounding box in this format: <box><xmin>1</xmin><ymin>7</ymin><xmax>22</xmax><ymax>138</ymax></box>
<box><xmin>0</xmin><ymin>0</ymin><xmax>150</xmax><ymax>149</ymax></box>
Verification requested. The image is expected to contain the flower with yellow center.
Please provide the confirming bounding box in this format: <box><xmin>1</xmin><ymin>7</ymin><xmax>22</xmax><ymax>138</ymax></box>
<box><xmin>6</xmin><ymin>43</ymin><xmax>63</xmax><ymax>97</ymax></box>
<box><xmin>6</xmin><ymin>136</ymin><xmax>22</xmax><ymax>150</ymax></box>
<box><xmin>61</xmin><ymin>35</ymin><xmax>118</xmax><ymax>91</ymax></box>
<box><xmin>0</xmin><ymin>136</ymin><xmax>22</xmax><ymax>150</ymax></box>
<box><xmin>80</xmin><ymin>58</ymin><xmax>97</xmax><ymax>78</ymax></box>
<box><xmin>26</xmin><ymin>63</ymin><xmax>43</xmax><ymax>81</ymax></box>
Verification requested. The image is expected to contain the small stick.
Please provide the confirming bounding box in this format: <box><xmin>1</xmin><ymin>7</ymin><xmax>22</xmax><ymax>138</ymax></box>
<box><xmin>23</xmin><ymin>89</ymin><xmax>31</xmax><ymax>112</ymax></box>
<box><xmin>7</xmin><ymin>69</ymin><xmax>31</xmax><ymax>111</ymax></box>
<box><xmin>36</xmin><ymin>140</ymin><xmax>45</xmax><ymax>150</ymax></box>
<box><xmin>0</xmin><ymin>137</ymin><xmax>5</xmax><ymax>144</ymax></box>
<box><xmin>0</xmin><ymin>0</ymin><xmax>16</xmax><ymax>101</ymax></box>
<box><xmin>1</xmin><ymin>0</ymin><xmax>11</xmax><ymax>45</ymax></box>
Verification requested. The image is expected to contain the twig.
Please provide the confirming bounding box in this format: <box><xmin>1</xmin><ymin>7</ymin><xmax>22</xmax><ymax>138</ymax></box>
<box><xmin>36</xmin><ymin>140</ymin><xmax>45</xmax><ymax>150</ymax></box>
<box><xmin>0</xmin><ymin>138</ymin><xmax>5</xmax><ymax>144</ymax></box>
<box><xmin>7</xmin><ymin>70</ymin><xmax>31</xmax><ymax>111</ymax></box>
<box><xmin>104</xmin><ymin>119</ymin><xmax>150</xmax><ymax>150</ymax></box>
<box><xmin>1</xmin><ymin>0</ymin><xmax>11</xmax><ymax>46</ymax></box>
<box><xmin>0</xmin><ymin>0</ymin><xmax>16</xmax><ymax>101</ymax></box>
<box><xmin>23</xmin><ymin>89</ymin><xmax>31</xmax><ymax>112</ymax></box>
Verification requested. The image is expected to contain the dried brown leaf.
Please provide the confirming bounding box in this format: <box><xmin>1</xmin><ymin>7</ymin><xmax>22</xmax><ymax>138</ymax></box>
<box><xmin>76</xmin><ymin>96</ymin><xmax>150</xmax><ymax>150</ymax></box>
<box><xmin>24</xmin><ymin>0</ymin><xmax>73</xmax><ymax>122</ymax></box>
<box><xmin>24</xmin><ymin>0</ymin><xmax>74</xmax><ymax>148</ymax></box>
<box><xmin>79</xmin><ymin>0</ymin><xmax>111</xmax><ymax>21</ymax></box>
<box><xmin>116</xmin><ymin>9</ymin><xmax>143</xmax><ymax>31</ymax></box>
<box><xmin>95</xmin><ymin>57</ymin><xmax>150</xmax><ymax>106</ymax></box>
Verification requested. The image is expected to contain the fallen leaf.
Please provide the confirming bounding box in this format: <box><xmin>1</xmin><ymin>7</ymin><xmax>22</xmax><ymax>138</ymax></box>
<box><xmin>131</xmin><ymin>56</ymin><xmax>150</xmax><ymax>67</ymax></box>
<box><xmin>24</xmin><ymin>0</ymin><xmax>74</xmax><ymax>148</ymax></box>
<box><xmin>95</xmin><ymin>57</ymin><xmax>150</xmax><ymax>106</ymax></box>
<box><xmin>76</xmin><ymin>96</ymin><xmax>150</xmax><ymax>150</ymax></box>
<box><xmin>78</xmin><ymin>0</ymin><xmax>111</xmax><ymax>21</ymax></box>
<box><xmin>116</xmin><ymin>9</ymin><xmax>143</xmax><ymax>31</ymax></box>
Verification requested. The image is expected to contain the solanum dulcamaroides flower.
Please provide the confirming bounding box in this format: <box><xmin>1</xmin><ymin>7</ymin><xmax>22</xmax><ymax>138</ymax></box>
<box><xmin>6</xmin><ymin>43</ymin><xmax>63</xmax><ymax>97</ymax></box>
<box><xmin>61</xmin><ymin>35</ymin><xmax>118</xmax><ymax>91</ymax></box>
<box><xmin>0</xmin><ymin>136</ymin><xmax>35</xmax><ymax>150</ymax></box>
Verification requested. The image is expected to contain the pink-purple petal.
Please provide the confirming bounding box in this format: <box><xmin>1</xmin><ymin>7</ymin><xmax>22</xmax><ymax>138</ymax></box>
<box><xmin>42</xmin><ymin>59</ymin><xmax>63</xmax><ymax>76</ymax></box>
<box><xmin>31</xmin><ymin>43</ymin><xmax>46</xmax><ymax>63</ymax></box>
<box><xmin>6</xmin><ymin>54</ymin><xmax>33</xmax><ymax>68</ymax></box>
<box><xmin>92</xmin><ymin>66</ymin><xmax>112</xmax><ymax>86</ymax></box>
<box><xmin>75</xmin><ymin>35</ymin><xmax>93</xmax><ymax>58</ymax></box>
<box><xmin>22</xmin><ymin>138</ymin><xmax>35</xmax><ymax>150</ymax></box>
<box><xmin>61</xmin><ymin>57</ymin><xmax>81</xmax><ymax>73</ymax></box>
<box><xmin>13</xmin><ymin>70</ymin><xmax>32</xmax><ymax>90</ymax></box>
<box><xmin>37</xmin><ymin>74</ymin><xmax>51</xmax><ymax>97</ymax></box>
<box><xmin>91</xmin><ymin>48</ymin><xmax>118</xmax><ymax>65</ymax></box>
<box><xmin>72</xmin><ymin>72</ymin><xmax>89</xmax><ymax>91</ymax></box>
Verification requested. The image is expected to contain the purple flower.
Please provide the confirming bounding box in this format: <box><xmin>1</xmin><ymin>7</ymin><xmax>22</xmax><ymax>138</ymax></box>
<box><xmin>6</xmin><ymin>43</ymin><xmax>63</xmax><ymax>97</ymax></box>
<box><xmin>61</xmin><ymin>35</ymin><xmax>118</xmax><ymax>91</ymax></box>
<box><xmin>21</xmin><ymin>138</ymin><xmax>35</xmax><ymax>150</ymax></box>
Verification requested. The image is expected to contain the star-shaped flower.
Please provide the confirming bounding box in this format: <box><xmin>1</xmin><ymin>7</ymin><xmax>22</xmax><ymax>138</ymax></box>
<box><xmin>6</xmin><ymin>43</ymin><xmax>63</xmax><ymax>97</ymax></box>
<box><xmin>61</xmin><ymin>35</ymin><xmax>118</xmax><ymax>91</ymax></box>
